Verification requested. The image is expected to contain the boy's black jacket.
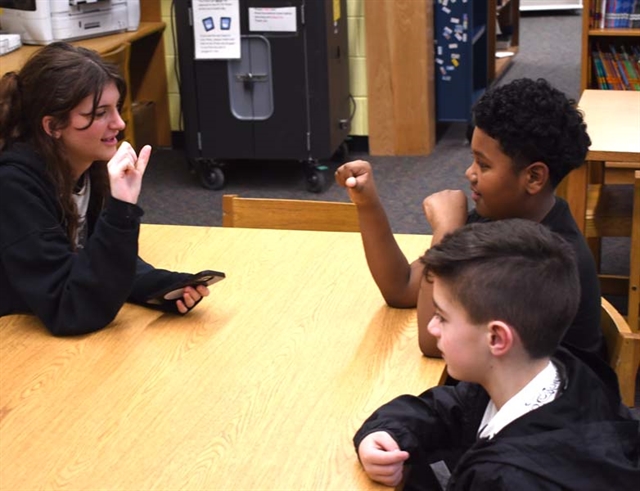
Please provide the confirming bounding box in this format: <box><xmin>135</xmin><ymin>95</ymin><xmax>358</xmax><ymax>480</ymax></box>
<box><xmin>354</xmin><ymin>348</ymin><xmax>640</xmax><ymax>491</ymax></box>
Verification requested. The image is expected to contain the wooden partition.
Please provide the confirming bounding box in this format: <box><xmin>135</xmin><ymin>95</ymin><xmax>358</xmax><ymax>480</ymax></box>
<box><xmin>364</xmin><ymin>0</ymin><xmax>435</xmax><ymax>156</ymax></box>
<box><xmin>141</xmin><ymin>1</ymin><xmax>162</xmax><ymax>21</ymax></box>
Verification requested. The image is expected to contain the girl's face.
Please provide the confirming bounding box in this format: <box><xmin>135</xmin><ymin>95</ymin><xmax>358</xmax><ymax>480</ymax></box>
<box><xmin>56</xmin><ymin>81</ymin><xmax>125</xmax><ymax>178</ymax></box>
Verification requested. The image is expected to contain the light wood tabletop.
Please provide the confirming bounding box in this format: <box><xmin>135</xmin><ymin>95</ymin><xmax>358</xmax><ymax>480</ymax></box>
<box><xmin>0</xmin><ymin>225</ymin><xmax>445</xmax><ymax>491</ymax></box>
<box><xmin>557</xmin><ymin>90</ymin><xmax>640</xmax><ymax>233</ymax></box>
<box><xmin>580</xmin><ymin>90</ymin><xmax>640</xmax><ymax>161</ymax></box>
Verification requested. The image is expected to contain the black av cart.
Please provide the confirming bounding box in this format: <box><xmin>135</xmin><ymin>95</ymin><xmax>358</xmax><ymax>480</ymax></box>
<box><xmin>174</xmin><ymin>0</ymin><xmax>350</xmax><ymax>192</ymax></box>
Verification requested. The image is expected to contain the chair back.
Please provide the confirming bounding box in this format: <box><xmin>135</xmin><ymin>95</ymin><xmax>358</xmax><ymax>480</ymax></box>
<box><xmin>627</xmin><ymin>170</ymin><xmax>640</xmax><ymax>331</ymax></box>
<box><xmin>586</xmin><ymin>170</ymin><xmax>640</xmax><ymax>331</ymax></box>
<box><xmin>101</xmin><ymin>43</ymin><xmax>135</xmax><ymax>147</ymax></box>
<box><xmin>600</xmin><ymin>297</ymin><xmax>640</xmax><ymax>406</ymax></box>
<box><xmin>222</xmin><ymin>194</ymin><xmax>359</xmax><ymax>232</ymax></box>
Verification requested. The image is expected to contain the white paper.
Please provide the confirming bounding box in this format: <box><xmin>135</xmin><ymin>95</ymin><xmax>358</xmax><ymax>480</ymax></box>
<box><xmin>192</xmin><ymin>0</ymin><xmax>241</xmax><ymax>60</ymax></box>
<box><xmin>248</xmin><ymin>7</ymin><xmax>297</xmax><ymax>32</ymax></box>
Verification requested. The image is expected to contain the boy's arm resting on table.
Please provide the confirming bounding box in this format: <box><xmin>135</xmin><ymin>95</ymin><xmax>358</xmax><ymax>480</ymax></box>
<box><xmin>354</xmin><ymin>385</ymin><xmax>488</xmax><ymax>486</ymax></box>
<box><xmin>418</xmin><ymin>190</ymin><xmax>469</xmax><ymax>357</ymax></box>
<box><xmin>418</xmin><ymin>278</ymin><xmax>441</xmax><ymax>357</ymax></box>
<box><xmin>354</xmin><ymin>387</ymin><xmax>473</xmax><ymax>463</ymax></box>
<box><xmin>335</xmin><ymin>160</ymin><xmax>423</xmax><ymax>307</ymax></box>
<box><xmin>357</xmin><ymin>200</ymin><xmax>425</xmax><ymax>307</ymax></box>
<box><xmin>357</xmin><ymin>431</ymin><xmax>409</xmax><ymax>487</ymax></box>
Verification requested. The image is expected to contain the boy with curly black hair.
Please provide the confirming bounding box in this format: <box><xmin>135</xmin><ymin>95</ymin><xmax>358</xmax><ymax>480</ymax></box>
<box><xmin>335</xmin><ymin>78</ymin><xmax>604</xmax><ymax>366</ymax></box>
<box><xmin>353</xmin><ymin>220</ymin><xmax>638</xmax><ymax>491</ymax></box>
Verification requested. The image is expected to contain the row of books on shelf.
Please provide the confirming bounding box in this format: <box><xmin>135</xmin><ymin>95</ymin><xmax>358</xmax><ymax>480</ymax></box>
<box><xmin>589</xmin><ymin>0</ymin><xmax>640</xmax><ymax>28</ymax></box>
<box><xmin>592</xmin><ymin>44</ymin><xmax>640</xmax><ymax>90</ymax></box>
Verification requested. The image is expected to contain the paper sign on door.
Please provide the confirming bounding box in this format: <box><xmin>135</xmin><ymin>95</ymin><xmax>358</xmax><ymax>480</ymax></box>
<box><xmin>192</xmin><ymin>0</ymin><xmax>241</xmax><ymax>59</ymax></box>
<box><xmin>248</xmin><ymin>7</ymin><xmax>297</xmax><ymax>33</ymax></box>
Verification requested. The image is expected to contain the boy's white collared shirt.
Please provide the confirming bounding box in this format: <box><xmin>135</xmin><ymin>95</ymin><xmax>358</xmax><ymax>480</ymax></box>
<box><xmin>478</xmin><ymin>360</ymin><xmax>561</xmax><ymax>440</ymax></box>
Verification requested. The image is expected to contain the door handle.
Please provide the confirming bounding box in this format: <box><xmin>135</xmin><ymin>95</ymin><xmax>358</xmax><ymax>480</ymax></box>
<box><xmin>235</xmin><ymin>73</ymin><xmax>268</xmax><ymax>82</ymax></box>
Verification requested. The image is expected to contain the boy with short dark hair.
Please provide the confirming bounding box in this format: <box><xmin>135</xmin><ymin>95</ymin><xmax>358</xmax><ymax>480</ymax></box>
<box><xmin>335</xmin><ymin>78</ymin><xmax>602</xmax><ymax>362</ymax></box>
<box><xmin>353</xmin><ymin>220</ymin><xmax>639</xmax><ymax>491</ymax></box>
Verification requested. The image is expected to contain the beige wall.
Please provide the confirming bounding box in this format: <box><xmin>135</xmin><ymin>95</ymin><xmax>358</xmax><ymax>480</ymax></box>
<box><xmin>160</xmin><ymin>0</ymin><xmax>368</xmax><ymax>135</ymax></box>
<box><xmin>160</xmin><ymin>0</ymin><xmax>180</xmax><ymax>132</ymax></box>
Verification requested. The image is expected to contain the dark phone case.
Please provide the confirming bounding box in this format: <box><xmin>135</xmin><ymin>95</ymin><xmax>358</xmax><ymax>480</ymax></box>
<box><xmin>146</xmin><ymin>270</ymin><xmax>226</xmax><ymax>304</ymax></box>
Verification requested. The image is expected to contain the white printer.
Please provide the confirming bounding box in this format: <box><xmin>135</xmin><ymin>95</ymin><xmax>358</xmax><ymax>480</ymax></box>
<box><xmin>0</xmin><ymin>0</ymin><xmax>140</xmax><ymax>45</ymax></box>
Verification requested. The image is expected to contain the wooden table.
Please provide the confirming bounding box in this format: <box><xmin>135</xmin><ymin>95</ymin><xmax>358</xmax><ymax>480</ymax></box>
<box><xmin>557</xmin><ymin>90</ymin><xmax>640</xmax><ymax>233</ymax></box>
<box><xmin>0</xmin><ymin>225</ymin><xmax>445</xmax><ymax>491</ymax></box>
<box><xmin>0</xmin><ymin>22</ymin><xmax>171</xmax><ymax>147</ymax></box>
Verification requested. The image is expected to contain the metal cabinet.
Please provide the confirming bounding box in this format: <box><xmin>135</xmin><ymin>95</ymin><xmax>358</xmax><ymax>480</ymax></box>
<box><xmin>174</xmin><ymin>0</ymin><xmax>350</xmax><ymax>192</ymax></box>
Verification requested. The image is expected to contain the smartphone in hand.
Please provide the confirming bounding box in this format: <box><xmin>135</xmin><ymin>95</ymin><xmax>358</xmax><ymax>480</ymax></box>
<box><xmin>146</xmin><ymin>270</ymin><xmax>225</xmax><ymax>304</ymax></box>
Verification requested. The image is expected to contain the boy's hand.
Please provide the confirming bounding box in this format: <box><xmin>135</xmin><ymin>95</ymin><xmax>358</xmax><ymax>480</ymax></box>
<box><xmin>334</xmin><ymin>160</ymin><xmax>380</xmax><ymax>206</ymax></box>
<box><xmin>422</xmin><ymin>190</ymin><xmax>468</xmax><ymax>243</ymax></box>
<box><xmin>358</xmin><ymin>431</ymin><xmax>409</xmax><ymax>487</ymax></box>
<box><xmin>107</xmin><ymin>143</ymin><xmax>151</xmax><ymax>205</ymax></box>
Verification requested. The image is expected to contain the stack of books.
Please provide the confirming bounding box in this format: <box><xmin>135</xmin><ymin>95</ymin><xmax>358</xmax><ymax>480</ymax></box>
<box><xmin>592</xmin><ymin>44</ymin><xmax>640</xmax><ymax>90</ymax></box>
<box><xmin>589</xmin><ymin>1</ymin><xmax>640</xmax><ymax>28</ymax></box>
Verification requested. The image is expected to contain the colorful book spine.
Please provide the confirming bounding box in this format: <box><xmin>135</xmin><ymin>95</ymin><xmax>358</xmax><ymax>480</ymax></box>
<box><xmin>619</xmin><ymin>0</ymin><xmax>634</xmax><ymax>27</ymax></box>
<box><xmin>604</xmin><ymin>49</ymin><xmax>624</xmax><ymax>88</ymax></box>
<box><xmin>592</xmin><ymin>50</ymin><xmax>610</xmax><ymax>89</ymax></box>
<box><xmin>610</xmin><ymin>45</ymin><xmax>632</xmax><ymax>88</ymax></box>
<box><xmin>591</xmin><ymin>0</ymin><xmax>602</xmax><ymax>27</ymax></box>
<box><xmin>630</xmin><ymin>0</ymin><xmax>640</xmax><ymax>27</ymax></box>
<box><xmin>620</xmin><ymin>45</ymin><xmax>640</xmax><ymax>90</ymax></box>
<box><xmin>604</xmin><ymin>0</ymin><xmax>617</xmax><ymax>28</ymax></box>
<box><xmin>600</xmin><ymin>0</ymin><xmax>608</xmax><ymax>28</ymax></box>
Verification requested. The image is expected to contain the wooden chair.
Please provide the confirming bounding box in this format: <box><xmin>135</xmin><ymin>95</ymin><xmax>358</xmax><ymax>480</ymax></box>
<box><xmin>222</xmin><ymin>194</ymin><xmax>359</xmax><ymax>232</ymax></box>
<box><xmin>601</xmin><ymin>297</ymin><xmax>640</xmax><ymax>407</ymax></box>
<box><xmin>101</xmin><ymin>43</ymin><xmax>135</xmax><ymax>148</ymax></box>
<box><xmin>628</xmin><ymin>171</ymin><xmax>640</xmax><ymax>332</ymax></box>
<box><xmin>586</xmin><ymin>170</ymin><xmax>640</xmax><ymax>331</ymax></box>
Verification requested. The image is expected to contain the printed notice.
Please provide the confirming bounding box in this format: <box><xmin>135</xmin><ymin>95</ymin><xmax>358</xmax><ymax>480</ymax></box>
<box><xmin>248</xmin><ymin>7</ymin><xmax>297</xmax><ymax>32</ymax></box>
<box><xmin>192</xmin><ymin>0</ymin><xmax>240</xmax><ymax>59</ymax></box>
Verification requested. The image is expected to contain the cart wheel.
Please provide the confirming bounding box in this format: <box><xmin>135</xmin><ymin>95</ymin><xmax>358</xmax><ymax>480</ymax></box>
<box><xmin>306</xmin><ymin>169</ymin><xmax>326</xmax><ymax>193</ymax></box>
<box><xmin>199</xmin><ymin>165</ymin><xmax>225</xmax><ymax>190</ymax></box>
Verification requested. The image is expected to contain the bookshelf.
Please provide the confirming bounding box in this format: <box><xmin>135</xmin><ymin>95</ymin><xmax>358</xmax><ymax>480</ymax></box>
<box><xmin>489</xmin><ymin>0</ymin><xmax>520</xmax><ymax>82</ymax></box>
<box><xmin>581</xmin><ymin>0</ymin><xmax>640</xmax><ymax>90</ymax></box>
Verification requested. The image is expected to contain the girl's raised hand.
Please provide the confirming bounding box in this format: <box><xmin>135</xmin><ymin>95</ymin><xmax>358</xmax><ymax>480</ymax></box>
<box><xmin>107</xmin><ymin>143</ymin><xmax>151</xmax><ymax>204</ymax></box>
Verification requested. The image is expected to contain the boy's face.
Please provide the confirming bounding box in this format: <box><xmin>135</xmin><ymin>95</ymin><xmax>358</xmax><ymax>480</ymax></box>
<box><xmin>465</xmin><ymin>128</ymin><xmax>530</xmax><ymax>220</ymax></box>
<box><xmin>426</xmin><ymin>277</ymin><xmax>489</xmax><ymax>383</ymax></box>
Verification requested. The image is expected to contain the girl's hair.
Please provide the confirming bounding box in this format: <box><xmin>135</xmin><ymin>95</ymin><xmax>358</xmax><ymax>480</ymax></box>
<box><xmin>0</xmin><ymin>42</ymin><xmax>126</xmax><ymax>245</ymax></box>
